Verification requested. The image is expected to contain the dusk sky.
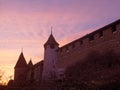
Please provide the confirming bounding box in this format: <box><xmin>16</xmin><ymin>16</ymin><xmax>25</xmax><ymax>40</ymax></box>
<box><xmin>0</xmin><ymin>0</ymin><xmax>120</xmax><ymax>83</ymax></box>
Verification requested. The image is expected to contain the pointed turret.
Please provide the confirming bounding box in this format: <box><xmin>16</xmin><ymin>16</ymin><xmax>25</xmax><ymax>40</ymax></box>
<box><xmin>14</xmin><ymin>51</ymin><xmax>28</xmax><ymax>86</ymax></box>
<box><xmin>28</xmin><ymin>59</ymin><xmax>33</xmax><ymax>68</ymax></box>
<box><xmin>15</xmin><ymin>52</ymin><xmax>27</xmax><ymax>68</ymax></box>
<box><xmin>44</xmin><ymin>33</ymin><xmax>59</xmax><ymax>47</ymax></box>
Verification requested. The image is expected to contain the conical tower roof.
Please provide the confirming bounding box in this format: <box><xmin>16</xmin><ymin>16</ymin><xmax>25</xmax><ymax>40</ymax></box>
<box><xmin>28</xmin><ymin>59</ymin><xmax>33</xmax><ymax>68</ymax></box>
<box><xmin>15</xmin><ymin>52</ymin><xmax>27</xmax><ymax>68</ymax></box>
<box><xmin>44</xmin><ymin>33</ymin><xmax>59</xmax><ymax>47</ymax></box>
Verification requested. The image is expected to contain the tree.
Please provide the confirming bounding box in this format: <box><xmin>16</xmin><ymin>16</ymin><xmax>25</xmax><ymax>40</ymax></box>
<box><xmin>0</xmin><ymin>69</ymin><xmax>5</xmax><ymax>85</ymax></box>
<box><xmin>0</xmin><ymin>69</ymin><xmax>13</xmax><ymax>85</ymax></box>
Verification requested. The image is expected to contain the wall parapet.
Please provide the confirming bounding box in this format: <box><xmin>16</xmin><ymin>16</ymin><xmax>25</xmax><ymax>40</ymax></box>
<box><xmin>58</xmin><ymin>19</ymin><xmax>120</xmax><ymax>54</ymax></box>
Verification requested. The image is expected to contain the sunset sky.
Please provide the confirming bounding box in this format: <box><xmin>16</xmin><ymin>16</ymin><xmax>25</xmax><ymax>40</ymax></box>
<box><xmin>0</xmin><ymin>0</ymin><xmax>120</xmax><ymax>83</ymax></box>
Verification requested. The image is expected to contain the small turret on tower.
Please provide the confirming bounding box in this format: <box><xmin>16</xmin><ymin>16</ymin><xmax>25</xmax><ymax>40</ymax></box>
<box><xmin>27</xmin><ymin>59</ymin><xmax>34</xmax><ymax>83</ymax></box>
<box><xmin>28</xmin><ymin>59</ymin><xmax>33</xmax><ymax>68</ymax></box>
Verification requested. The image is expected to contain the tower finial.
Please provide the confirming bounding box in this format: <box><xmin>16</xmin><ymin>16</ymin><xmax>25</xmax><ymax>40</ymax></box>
<box><xmin>51</xmin><ymin>26</ymin><xmax>53</xmax><ymax>34</ymax></box>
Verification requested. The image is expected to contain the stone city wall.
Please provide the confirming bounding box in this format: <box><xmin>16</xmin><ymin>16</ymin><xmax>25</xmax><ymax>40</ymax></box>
<box><xmin>57</xmin><ymin>19</ymin><xmax>120</xmax><ymax>69</ymax></box>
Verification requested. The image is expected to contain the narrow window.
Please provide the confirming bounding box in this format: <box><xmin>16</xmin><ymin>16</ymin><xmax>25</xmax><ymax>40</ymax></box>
<box><xmin>66</xmin><ymin>46</ymin><xmax>69</xmax><ymax>52</ymax></box>
<box><xmin>66</xmin><ymin>46</ymin><xmax>68</xmax><ymax>50</ymax></box>
<box><xmin>89</xmin><ymin>35</ymin><xmax>94</xmax><ymax>41</ymax></box>
<box><xmin>50</xmin><ymin>44</ymin><xmax>55</xmax><ymax>49</ymax></box>
<box><xmin>112</xmin><ymin>25</ymin><xmax>116</xmax><ymax>32</ymax></box>
<box><xmin>60</xmin><ymin>49</ymin><xmax>62</xmax><ymax>53</ymax></box>
<box><xmin>72</xmin><ymin>43</ymin><xmax>75</xmax><ymax>48</ymax></box>
<box><xmin>99</xmin><ymin>31</ymin><xmax>103</xmax><ymax>37</ymax></box>
<box><xmin>108</xmin><ymin>63</ymin><xmax>112</xmax><ymax>68</ymax></box>
<box><xmin>80</xmin><ymin>40</ymin><xmax>83</xmax><ymax>45</ymax></box>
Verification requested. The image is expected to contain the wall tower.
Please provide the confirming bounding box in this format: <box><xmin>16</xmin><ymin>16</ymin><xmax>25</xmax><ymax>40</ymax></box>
<box><xmin>42</xmin><ymin>31</ymin><xmax>59</xmax><ymax>81</ymax></box>
<box><xmin>14</xmin><ymin>51</ymin><xmax>28</xmax><ymax>86</ymax></box>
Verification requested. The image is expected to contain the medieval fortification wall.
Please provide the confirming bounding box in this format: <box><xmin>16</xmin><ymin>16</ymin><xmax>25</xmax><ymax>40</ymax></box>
<box><xmin>57</xmin><ymin>19</ymin><xmax>120</xmax><ymax>69</ymax></box>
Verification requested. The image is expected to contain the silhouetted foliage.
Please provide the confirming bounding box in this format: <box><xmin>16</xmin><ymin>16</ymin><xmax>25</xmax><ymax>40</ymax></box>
<box><xmin>0</xmin><ymin>85</ymin><xmax>6</xmax><ymax>90</ymax></box>
<box><xmin>7</xmin><ymin>80</ymin><xmax>14</xmax><ymax>86</ymax></box>
<box><xmin>65</xmin><ymin>50</ymin><xmax>120</xmax><ymax>88</ymax></box>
